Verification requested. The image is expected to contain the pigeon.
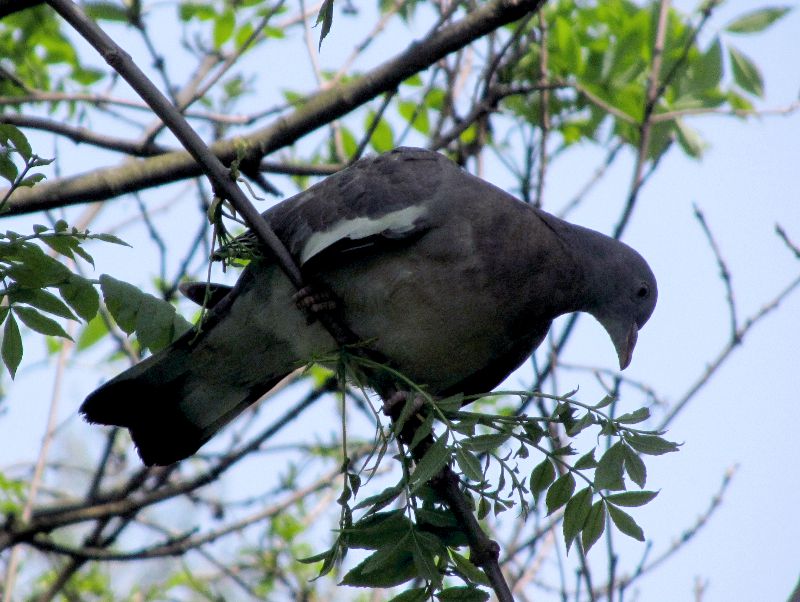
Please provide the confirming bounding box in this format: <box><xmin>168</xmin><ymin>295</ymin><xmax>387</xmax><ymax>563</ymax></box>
<box><xmin>81</xmin><ymin>147</ymin><xmax>657</xmax><ymax>465</ymax></box>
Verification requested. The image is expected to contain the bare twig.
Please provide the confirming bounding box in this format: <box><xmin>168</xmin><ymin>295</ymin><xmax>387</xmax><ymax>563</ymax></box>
<box><xmin>776</xmin><ymin>224</ymin><xmax>800</xmax><ymax>259</ymax></box>
<box><xmin>613</xmin><ymin>0</ymin><xmax>671</xmax><ymax>239</ymax></box>
<box><xmin>693</xmin><ymin>204</ymin><xmax>739</xmax><ymax>340</ymax></box>
<box><xmin>26</xmin><ymin>463</ymin><xmax>345</xmax><ymax>561</ymax></box>
<box><xmin>659</xmin><ymin>273</ymin><xmax>800</xmax><ymax>429</ymax></box>
<box><xmin>534</xmin><ymin>12</ymin><xmax>549</xmax><ymax>209</ymax></box>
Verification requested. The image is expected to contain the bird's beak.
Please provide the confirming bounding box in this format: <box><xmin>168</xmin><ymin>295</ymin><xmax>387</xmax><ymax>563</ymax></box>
<box><xmin>613</xmin><ymin>323</ymin><xmax>638</xmax><ymax>370</ymax></box>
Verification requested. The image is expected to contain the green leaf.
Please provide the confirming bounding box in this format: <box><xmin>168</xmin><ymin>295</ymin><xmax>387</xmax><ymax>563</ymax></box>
<box><xmin>435</xmin><ymin>393</ymin><xmax>464</xmax><ymax>413</ymax></box>
<box><xmin>625</xmin><ymin>433</ymin><xmax>681</xmax><ymax>456</ymax></box>
<box><xmin>393</xmin><ymin>392</ymin><xmax>422</xmax><ymax>435</ymax></box>
<box><xmin>298</xmin><ymin>543</ymin><xmax>340</xmax><ymax>579</ymax></box>
<box><xmin>398</xmin><ymin>100</ymin><xmax>430</xmax><ymax>135</ymax></box>
<box><xmin>563</xmin><ymin>486</ymin><xmax>593</xmax><ymax>551</ymax></box>
<box><xmin>455</xmin><ymin>446</ymin><xmax>484</xmax><ymax>482</ymax></box>
<box><xmin>100</xmin><ymin>275</ymin><xmax>188</xmax><ymax>349</ymax></box>
<box><xmin>341</xmin><ymin>541</ymin><xmax>417</xmax><ymax>587</ymax></box>
<box><xmin>0</xmin><ymin>153</ymin><xmax>18</xmax><ymax>184</ymax></box>
<box><xmin>344</xmin><ymin>510</ymin><xmax>412</xmax><ymax>550</ymax></box>
<box><xmin>338</xmin><ymin>126</ymin><xmax>358</xmax><ymax>157</ymax></box>
<box><xmin>595</xmin><ymin>442</ymin><xmax>626</xmax><ymax>491</ymax></box>
<box><xmin>551</xmin><ymin>16</ymin><xmax>582</xmax><ymax>74</ymax></box>
<box><xmin>352</xmin><ymin>482</ymin><xmax>403</xmax><ymax>512</ymax></box>
<box><xmin>410</xmin><ymin>530</ymin><xmax>441</xmax><ymax>584</ymax></box>
<box><xmin>360</xmin><ymin>532</ymin><xmax>411</xmax><ymax>574</ymax></box>
<box><xmin>19</xmin><ymin>173</ymin><xmax>46</xmax><ymax>188</ymax></box>
<box><xmin>13</xmin><ymin>306</ymin><xmax>71</xmax><ymax>339</ymax></box>
<box><xmin>725</xmin><ymin>6</ymin><xmax>791</xmax><ymax>34</ymax></box>
<box><xmin>0</xmin><ymin>124</ymin><xmax>32</xmax><ymax>161</ymax></box>
<box><xmin>449</xmin><ymin>550</ymin><xmax>490</xmax><ymax>586</ymax></box>
<box><xmin>605</xmin><ymin>490</ymin><xmax>658</xmax><ymax>507</ymax></box>
<box><xmin>179</xmin><ymin>2</ymin><xmax>216</xmax><ymax>21</ymax></box>
<box><xmin>9</xmin><ymin>287</ymin><xmax>76</xmax><ymax>321</ymax></box>
<box><xmin>2</xmin><ymin>313</ymin><xmax>22</xmax><ymax>378</ymax></box>
<box><xmin>436</xmin><ymin>586</ymin><xmax>490</xmax><ymax>601</ymax></box>
<box><xmin>5</xmin><ymin>245</ymin><xmax>71</xmax><ymax>287</ymax></box>
<box><xmin>545</xmin><ymin>472</ymin><xmax>575</xmax><ymax>515</ymax></box>
<box><xmin>581</xmin><ymin>500</ymin><xmax>606</xmax><ymax>553</ymax></box>
<box><xmin>39</xmin><ymin>234</ymin><xmax>76</xmax><ymax>260</ymax></box>
<box><xmin>689</xmin><ymin>37</ymin><xmax>723</xmax><ymax>93</ymax></box>
<box><xmin>461</xmin><ymin>432</ymin><xmax>510</xmax><ymax>453</ymax></box>
<box><xmin>477</xmin><ymin>495</ymin><xmax>490</xmax><ymax>520</ymax></box>
<box><xmin>616</xmin><ymin>407</ymin><xmax>650</xmax><ymax>424</ymax></box>
<box><xmin>530</xmin><ymin>459</ymin><xmax>556</xmax><ymax>504</ymax></box>
<box><xmin>409</xmin><ymin>412</ymin><xmax>434</xmax><ymax>450</ymax></box>
<box><xmin>235</xmin><ymin>22</ymin><xmax>255</xmax><ymax>48</ymax></box>
<box><xmin>566</xmin><ymin>412</ymin><xmax>595</xmax><ymax>436</ymax></box>
<box><xmin>315</xmin><ymin>0</ymin><xmax>334</xmax><ymax>50</ymax></box>
<box><xmin>213</xmin><ymin>9</ymin><xmax>235</xmax><ymax>47</ymax></box>
<box><xmin>367</xmin><ymin>113</ymin><xmax>394</xmax><ymax>153</ymax></box>
<box><xmin>388</xmin><ymin>588</ymin><xmax>428</xmax><ymax>602</ymax></box>
<box><xmin>59</xmin><ymin>275</ymin><xmax>100</xmax><ymax>322</ymax></box>
<box><xmin>607</xmin><ymin>503</ymin><xmax>644</xmax><ymax>541</ymax></box>
<box><xmin>675</xmin><ymin>119</ymin><xmax>706</xmax><ymax>158</ymax></box>
<box><xmin>728</xmin><ymin>46</ymin><xmax>764</xmax><ymax>97</ymax></box>
<box><xmin>100</xmin><ymin>275</ymin><xmax>141</xmax><ymax>334</ymax></box>
<box><xmin>574</xmin><ymin>448</ymin><xmax>597</xmax><ymax>469</ymax></box>
<box><xmin>135</xmin><ymin>294</ymin><xmax>176</xmax><ymax>352</ymax></box>
<box><xmin>90</xmin><ymin>233</ymin><xmax>131</xmax><ymax>247</ymax></box>
<box><xmin>409</xmin><ymin>434</ymin><xmax>450</xmax><ymax>493</ymax></box>
<box><xmin>622</xmin><ymin>443</ymin><xmax>647</xmax><ymax>488</ymax></box>
<box><xmin>172</xmin><ymin>311</ymin><xmax>193</xmax><ymax>339</ymax></box>
<box><xmin>76</xmin><ymin>314</ymin><xmax>108</xmax><ymax>351</ymax></box>
<box><xmin>84</xmin><ymin>1</ymin><xmax>130</xmax><ymax>22</ymax></box>
<box><xmin>416</xmin><ymin>507</ymin><xmax>457</xmax><ymax>529</ymax></box>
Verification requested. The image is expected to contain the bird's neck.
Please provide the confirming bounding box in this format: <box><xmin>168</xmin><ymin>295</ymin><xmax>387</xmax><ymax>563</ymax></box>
<box><xmin>529</xmin><ymin>210</ymin><xmax>612</xmax><ymax>318</ymax></box>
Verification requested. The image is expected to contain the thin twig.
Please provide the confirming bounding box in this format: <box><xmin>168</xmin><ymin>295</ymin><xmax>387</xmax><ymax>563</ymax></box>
<box><xmin>659</xmin><ymin>273</ymin><xmax>800</xmax><ymax>429</ymax></box>
<box><xmin>534</xmin><ymin>13</ymin><xmax>549</xmax><ymax>209</ymax></box>
<box><xmin>693</xmin><ymin>204</ymin><xmax>738</xmax><ymax>340</ymax></box>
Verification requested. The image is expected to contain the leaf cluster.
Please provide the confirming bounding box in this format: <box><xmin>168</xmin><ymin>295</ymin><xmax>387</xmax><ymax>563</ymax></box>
<box><xmin>505</xmin><ymin>2</ymin><xmax>791</xmax><ymax>160</ymax></box>
<box><xmin>0</xmin><ymin>126</ymin><xmax>193</xmax><ymax>376</ymax></box>
<box><xmin>297</xmin><ymin>355</ymin><xmax>679</xmax><ymax>597</ymax></box>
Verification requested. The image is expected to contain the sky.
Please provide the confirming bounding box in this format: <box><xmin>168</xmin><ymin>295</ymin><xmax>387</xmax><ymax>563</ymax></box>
<box><xmin>1</xmin><ymin>1</ymin><xmax>799</xmax><ymax>600</ymax></box>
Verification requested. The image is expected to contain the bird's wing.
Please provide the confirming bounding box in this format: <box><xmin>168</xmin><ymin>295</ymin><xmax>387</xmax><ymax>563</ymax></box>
<box><xmin>217</xmin><ymin>148</ymin><xmax>453</xmax><ymax>266</ymax></box>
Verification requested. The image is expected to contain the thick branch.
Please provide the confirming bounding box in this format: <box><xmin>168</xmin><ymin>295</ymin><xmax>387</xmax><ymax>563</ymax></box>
<box><xmin>5</xmin><ymin>0</ymin><xmax>546</xmax><ymax>216</ymax></box>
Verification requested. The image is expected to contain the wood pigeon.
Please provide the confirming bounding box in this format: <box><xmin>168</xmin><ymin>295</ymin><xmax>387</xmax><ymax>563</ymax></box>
<box><xmin>81</xmin><ymin>147</ymin><xmax>657</xmax><ymax>466</ymax></box>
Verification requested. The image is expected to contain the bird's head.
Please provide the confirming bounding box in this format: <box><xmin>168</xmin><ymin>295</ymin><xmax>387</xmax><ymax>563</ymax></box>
<box><xmin>588</xmin><ymin>244</ymin><xmax>658</xmax><ymax>370</ymax></box>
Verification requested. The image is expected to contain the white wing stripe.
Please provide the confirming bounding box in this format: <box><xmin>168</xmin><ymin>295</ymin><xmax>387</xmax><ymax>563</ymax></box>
<box><xmin>300</xmin><ymin>205</ymin><xmax>426</xmax><ymax>264</ymax></box>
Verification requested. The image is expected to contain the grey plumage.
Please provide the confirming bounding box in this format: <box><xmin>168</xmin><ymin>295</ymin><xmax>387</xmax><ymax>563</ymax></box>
<box><xmin>81</xmin><ymin>147</ymin><xmax>657</xmax><ymax>465</ymax></box>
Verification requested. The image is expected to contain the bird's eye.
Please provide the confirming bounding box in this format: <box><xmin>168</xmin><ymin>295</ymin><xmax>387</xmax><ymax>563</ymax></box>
<box><xmin>636</xmin><ymin>284</ymin><xmax>650</xmax><ymax>299</ymax></box>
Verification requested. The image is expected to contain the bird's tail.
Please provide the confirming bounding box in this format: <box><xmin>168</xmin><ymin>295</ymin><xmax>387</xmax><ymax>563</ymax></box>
<box><xmin>80</xmin><ymin>325</ymin><xmax>290</xmax><ymax>465</ymax></box>
<box><xmin>81</xmin><ymin>268</ymin><xmax>311</xmax><ymax>466</ymax></box>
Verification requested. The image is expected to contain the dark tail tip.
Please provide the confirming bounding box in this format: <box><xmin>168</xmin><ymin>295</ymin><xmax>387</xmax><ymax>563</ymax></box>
<box><xmin>81</xmin><ymin>376</ymin><xmax>207</xmax><ymax>466</ymax></box>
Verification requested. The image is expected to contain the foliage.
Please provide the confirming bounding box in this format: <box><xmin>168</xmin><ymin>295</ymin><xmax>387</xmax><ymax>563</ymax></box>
<box><xmin>296</xmin><ymin>354</ymin><xmax>679</xmax><ymax>595</ymax></box>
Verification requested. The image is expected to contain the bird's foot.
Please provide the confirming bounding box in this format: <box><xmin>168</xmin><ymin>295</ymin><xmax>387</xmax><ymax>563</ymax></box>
<box><xmin>293</xmin><ymin>285</ymin><xmax>338</xmax><ymax>323</ymax></box>
<box><xmin>381</xmin><ymin>391</ymin><xmax>425</xmax><ymax>419</ymax></box>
